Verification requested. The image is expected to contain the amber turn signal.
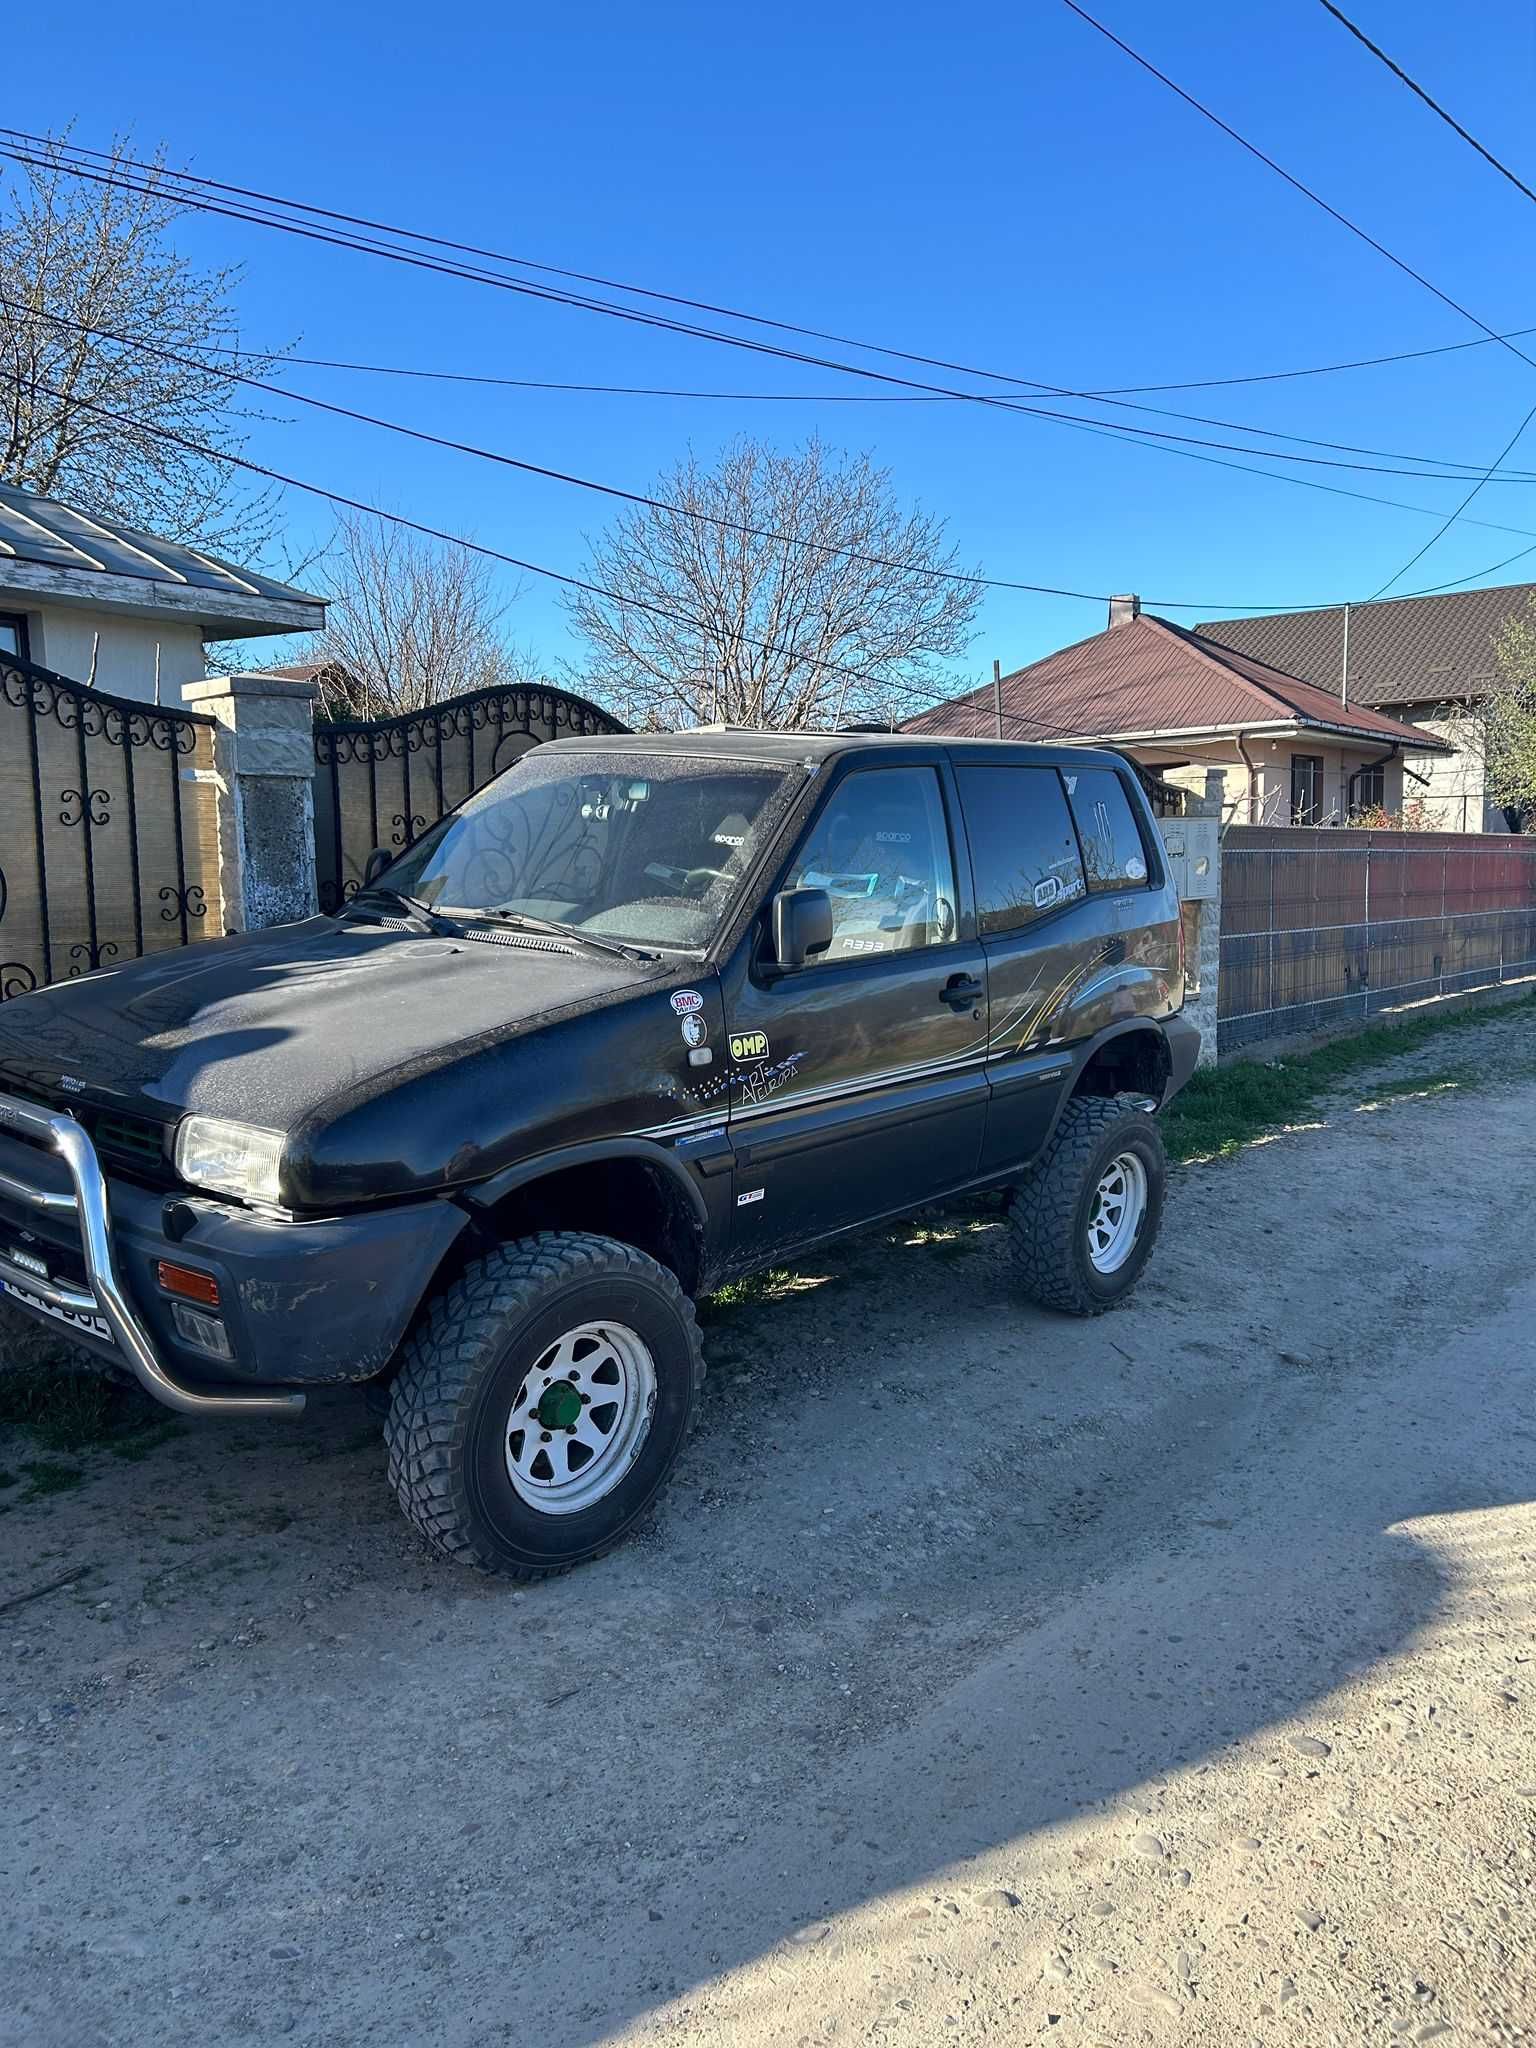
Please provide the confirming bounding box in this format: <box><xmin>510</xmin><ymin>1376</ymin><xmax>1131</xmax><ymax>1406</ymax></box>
<box><xmin>156</xmin><ymin>1260</ymin><xmax>220</xmax><ymax>1308</ymax></box>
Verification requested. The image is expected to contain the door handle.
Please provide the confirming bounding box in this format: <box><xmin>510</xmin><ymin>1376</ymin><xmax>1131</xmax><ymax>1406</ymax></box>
<box><xmin>940</xmin><ymin>973</ymin><xmax>985</xmax><ymax>1011</ymax></box>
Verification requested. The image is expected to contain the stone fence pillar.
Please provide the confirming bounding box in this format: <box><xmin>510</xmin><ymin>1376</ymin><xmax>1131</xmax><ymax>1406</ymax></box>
<box><xmin>1158</xmin><ymin>768</ymin><xmax>1223</xmax><ymax>1068</ymax></box>
<box><xmin>182</xmin><ymin>673</ymin><xmax>319</xmax><ymax>933</ymax></box>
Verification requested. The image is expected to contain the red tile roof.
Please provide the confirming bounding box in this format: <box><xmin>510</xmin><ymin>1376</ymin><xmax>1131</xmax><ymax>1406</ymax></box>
<box><xmin>903</xmin><ymin>614</ymin><xmax>1450</xmax><ymax>752</ymax></box>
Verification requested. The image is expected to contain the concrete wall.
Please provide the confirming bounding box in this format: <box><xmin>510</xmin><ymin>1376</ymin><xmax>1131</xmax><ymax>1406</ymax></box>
<box><xmin>1399</xmin><ymin>709</ymin><xmax>1503</xmax><ymax>833</ymax></box>
<box><xmin>16</xmin><ymin>603</ymin><xmax>208</xmax><ymax>705</ymax></box>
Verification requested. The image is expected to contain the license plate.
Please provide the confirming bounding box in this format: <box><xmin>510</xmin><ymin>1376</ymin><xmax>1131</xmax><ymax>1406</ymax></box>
<box><xmin>2</xmin><ymin>1279</ymin><xmax>112</xmax><ymax>1344</ymax></box>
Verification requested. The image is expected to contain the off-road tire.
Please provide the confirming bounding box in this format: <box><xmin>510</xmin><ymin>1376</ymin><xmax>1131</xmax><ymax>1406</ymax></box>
<box><xmin>384</xmin><ymin>1231</ymin><xmax>704</xmax><ymax>1579</ymax></box>
<box><xmin>1004</xmin><ymin>1094</ymin><xmax>1166</xmax><ymax>1316</ymax></box>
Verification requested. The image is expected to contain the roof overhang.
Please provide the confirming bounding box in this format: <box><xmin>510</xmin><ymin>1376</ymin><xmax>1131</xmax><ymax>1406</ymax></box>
<box><xmin>0</xmin><ymin>558</ymin><xmax>325</xmax><ymax>640</ymax></box>
<box><xmin>1061</xmin><ymin>716</ymin><xmax>1453</xmax><ymax>755</ymax></box>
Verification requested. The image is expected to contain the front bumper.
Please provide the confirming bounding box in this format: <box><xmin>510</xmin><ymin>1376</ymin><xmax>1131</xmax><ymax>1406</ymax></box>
<box><xmin>0</xmin><ymin>1092</ymin><xmax>468</xmax><ymax>1416</ymax></box>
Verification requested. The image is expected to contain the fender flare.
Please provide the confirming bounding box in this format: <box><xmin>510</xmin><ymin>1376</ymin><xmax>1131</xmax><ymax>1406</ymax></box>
<box><xmin>460</xmin><ymin>1135</ymin><xmax>711</xmax><ymax>1233</ymax></box>
<box><xmin>1041</xmin><ymin>1017</ymin><xmax>1175</xmax><ymax>1143</ymax></box>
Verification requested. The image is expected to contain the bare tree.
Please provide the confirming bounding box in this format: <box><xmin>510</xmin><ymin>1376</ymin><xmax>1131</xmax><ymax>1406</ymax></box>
<box><xmin>285</xmin><ymin>507</ymin><xmax>535</xmax><ymax>720</ymax></box>
<box><xmin>1486</xmin><ymin>594</ymin><xmax>1536</xmax><ymax>826</ymax></box>
<box><xmin>0</xmin><ymin>137</ymin><xmax>283</xmax><ymax>558</ymax></box>
<box><xmin>564</xmin><ymin>437</ymin><xmax>982</xmax><ymax>730</ymax></box>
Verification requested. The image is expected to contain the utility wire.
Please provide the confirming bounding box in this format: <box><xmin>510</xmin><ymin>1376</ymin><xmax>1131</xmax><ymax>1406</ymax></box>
<box><xmin>214</xmin><ymin>342</ymin><xmax>1536</xmax><ymax>482</ymax></box>
<box><xmin>12</xmin><ymin>137</ymin><xmax>1536</xmax><ymax>585</ymax></box>
<box><xmin>1317</xmin><ymin>0</ymin><xmax>1536</xmax><ymax>209</ymax></box>
<box><xmin>1058</xmin><ymin>2</ymin><xmax>1536</xmax><ymax>374</ymax></box>
<box><xmin>1060</xmin><ymin>0</ymin><xmax>1536</xmax><ymax>596</ymax></box>
<box><xmin>1093</xmin><ymin>322</ymin><xmax>1536</xmax><ymax>396</ymax></box>
<box><xmin>7</xmin><ymin>128</ymin><xmax>1532</xmax><ymax>481</ymax></box>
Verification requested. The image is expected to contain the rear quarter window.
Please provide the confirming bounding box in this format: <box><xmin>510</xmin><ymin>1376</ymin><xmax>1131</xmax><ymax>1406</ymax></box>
<box><xmin>956</xmin><ymin>765</ymin><xmax>1087</xmax><ymax>936</ymax></box>
<box><xmin>1062</xmin><ymin>766</ymin><xmax>1153</xmax><ymax>894</ymax></box>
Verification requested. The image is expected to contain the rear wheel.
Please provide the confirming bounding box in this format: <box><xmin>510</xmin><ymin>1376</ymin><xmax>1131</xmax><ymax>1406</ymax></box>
<box><xmin>1004</xmin><ymin>1095</ymin><xmax>1166</xmax><ymax>1316</ymax></box>
<box><xmin>384</xmin><ymin>1232</ymin><xmax>704</xmax><ymax>1578</ymax></box>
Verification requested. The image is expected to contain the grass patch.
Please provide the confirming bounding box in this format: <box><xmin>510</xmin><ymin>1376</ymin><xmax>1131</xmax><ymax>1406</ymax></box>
<box><xmin>0</xmin><ymin>1357</ymin><xmax>185</xmax><ymax>1461</ymax></box>
<box><xmin>1163</xmin><ymin>992</ymin><xmax>1536</xmax><ymax>1162</ymax></box>
<box><xmin>698</xmin><ymin>1266</ymin><xmax>807</xmax><ymax>1325</ymax></box>
<box><xmin>20</xmin><ymin>1457</ymin><xmax>86</xmax><ymax>1501</ymax></box>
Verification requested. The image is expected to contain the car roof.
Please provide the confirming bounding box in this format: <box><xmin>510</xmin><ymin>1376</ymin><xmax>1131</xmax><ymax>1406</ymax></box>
<box><xmin>538</xmin><ymin>727</ymin><xmax>1134</xmax><ymax>773</ymax></box>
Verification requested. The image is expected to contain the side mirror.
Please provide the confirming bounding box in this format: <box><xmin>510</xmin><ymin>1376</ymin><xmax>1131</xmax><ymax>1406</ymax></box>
<box><xmin>770</xmin><ymin>887</ymin><xmax>833</xmax><ymax>974</ymax></box>
<box><xmin>362</xmin><ymin>846</ymin><xmax>392</xmax><ymax>887</ymax></box>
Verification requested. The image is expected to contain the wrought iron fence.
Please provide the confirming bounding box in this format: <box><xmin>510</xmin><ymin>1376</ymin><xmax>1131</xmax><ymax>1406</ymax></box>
<box><xmin>0</xmin><ymin>652</ymin><xmax>223</xmax><ymax>1002</ymax></box>
<box><xmin>1219</xmin><ymin>825</ymin><xmax>1536</xmax><ymax>1053</ymax></box>
<box><xmin>312</xmin><ymin>682</ymin><xmax>628</xmax><ymax>914</ymax></box>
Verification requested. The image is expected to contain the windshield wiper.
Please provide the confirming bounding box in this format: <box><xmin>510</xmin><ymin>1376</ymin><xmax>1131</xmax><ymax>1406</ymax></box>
<box><xmin>343</xmin><ymin>886</ymin><xmax>464</xmax><ymax>936</ymax></box>
<box><xmin>483</xmin><ymin>910</ymin><xmax>657</xmax><ymax>962</ymax></box>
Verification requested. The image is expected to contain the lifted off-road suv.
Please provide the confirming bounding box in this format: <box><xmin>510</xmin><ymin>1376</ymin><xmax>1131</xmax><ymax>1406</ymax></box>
<box><xmin>0</xmin><ymin>732</ymin><xmax>1197</xmax><ymax>1577</ymax></box>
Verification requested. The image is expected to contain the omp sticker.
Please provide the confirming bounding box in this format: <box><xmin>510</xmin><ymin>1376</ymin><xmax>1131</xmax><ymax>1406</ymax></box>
<box><xmin>729</xmin><ymin>1031</ymin><xmax>771</xmax><ymax>1063</ymax></box>
<box><xmin>670</xmin><ymin>989</ymin><xmax>704</xmax><ymax>1015</ymax></box>
<box><xmin>736</xmin><ymin>1187</ymin><xmax>765</xmax><ymax>1206</ymax></box>
<box><xmin>680</xmin><ymin>1014</ymin><xmax>707</xmax><ymax>1048</ymax></box>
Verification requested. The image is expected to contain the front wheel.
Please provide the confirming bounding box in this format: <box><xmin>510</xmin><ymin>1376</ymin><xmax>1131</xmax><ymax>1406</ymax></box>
<box><xmin>384</xmin><ymin>1232</ymin><xmax>704</xmax><ymax>1578</ymax></box>
<box><xmin>1004</xmin><ymin>1095</ymin><xmax>1166</xmax><ymax>1316</ymax></box>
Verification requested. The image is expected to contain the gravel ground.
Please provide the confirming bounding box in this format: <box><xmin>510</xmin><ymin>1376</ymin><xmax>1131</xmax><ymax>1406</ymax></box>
<box><xmin>1</xmin><ymin>1014</ymin><xmax>1534</xmax><ymax>2047</ymax></box>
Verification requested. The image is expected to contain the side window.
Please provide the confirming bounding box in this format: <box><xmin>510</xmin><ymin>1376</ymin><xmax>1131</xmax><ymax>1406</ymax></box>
<box><xmin>1062</xmin><ymin>766</ymin><xmax>1153</xmax><ymax>894</ymax></box>
<box><xmin>956</xmin><ymin>766</ymin><xmax>1086</xmax><ymax>936</ymax></box>
<box><xmin>785</xmin><ymin>766</ymin><xmax>957</xmax><ymax>961</ymax></box>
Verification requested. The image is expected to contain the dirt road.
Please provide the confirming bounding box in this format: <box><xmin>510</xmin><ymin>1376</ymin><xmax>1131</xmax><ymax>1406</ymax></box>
<box><xmin>2</xmin><ymin>1029</ymin><xmax>1534</xmax><ymax>2046</ymax></box>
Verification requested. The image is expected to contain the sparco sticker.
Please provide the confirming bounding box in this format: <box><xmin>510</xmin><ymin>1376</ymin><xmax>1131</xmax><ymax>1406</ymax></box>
<box><xmin>670</xmin><ymin>989</ymin><xmax>704</xmax><ymax>1016</ymax></box>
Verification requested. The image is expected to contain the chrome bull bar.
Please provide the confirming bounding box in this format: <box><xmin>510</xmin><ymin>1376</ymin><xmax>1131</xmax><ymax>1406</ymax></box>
<box><xmin>0</xmin><ymin>1091</ymin><xmax>304</xmax><ymax>1418</ymax></box>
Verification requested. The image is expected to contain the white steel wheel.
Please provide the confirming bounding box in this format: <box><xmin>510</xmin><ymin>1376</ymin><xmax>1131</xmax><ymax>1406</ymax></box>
<box><xmin>504</xmin><ymin>1320</ymin><xmax>657</xmax><ymax>1516</ymax></box>
<box><xmin>1085</xmin><ymin>1151</ymin><xmax>1148</xmax><ymax>1274</ymax></box>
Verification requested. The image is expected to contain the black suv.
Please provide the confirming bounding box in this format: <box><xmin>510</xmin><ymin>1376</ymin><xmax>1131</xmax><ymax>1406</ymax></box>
<box><xmin>0</xmin><ymin>732</ymin><xmax>1197</xmax><ymax>1578</ymax></box>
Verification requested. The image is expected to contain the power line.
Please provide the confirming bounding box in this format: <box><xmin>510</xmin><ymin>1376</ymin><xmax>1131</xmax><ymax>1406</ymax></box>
<box><xmin>1317</xmin><ymin>0</ymin><xmax>1536</xmax><ymax>209</ymax></box>
<box><xmin>1091</xmin><ymin>322</ymin><xmax>1536</xmax><ymax>396</ymax></box>
<box><xmin>217</xmin><ymin>342</ymin><xmax>1536</xmax><ymax>482</ymax></box>
<box><xmin>13</xmin><ymin>137</ymin><xmax>1536</xmax><ymax>560</ymax></box>
<box><xmin>1058</xmin><ymin>2</ymin><xmax>1536</xmax><ymax>375</ymax></box>
<box><xmin>7</xmin><ymin>129</ymin><xmax>1533</xmax><ymax>481</ymax></box>
<box><xmin>1059</xmin><ymin>0</ymin><xmax>1536</xmax><ymax>595</ymax></box>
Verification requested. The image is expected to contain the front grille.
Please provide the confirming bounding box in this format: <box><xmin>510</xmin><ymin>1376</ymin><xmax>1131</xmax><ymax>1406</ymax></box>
<box><xmin>94</xmin><ymin>1112</ymin><xmax>167</xmax><ymax>1174</ymax></box>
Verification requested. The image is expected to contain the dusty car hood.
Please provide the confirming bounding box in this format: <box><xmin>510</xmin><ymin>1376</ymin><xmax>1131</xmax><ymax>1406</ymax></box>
<box><xmin>0</xmin><ymin>917</ymin><xmax>658</xmax><ymax>1133</ymax></box>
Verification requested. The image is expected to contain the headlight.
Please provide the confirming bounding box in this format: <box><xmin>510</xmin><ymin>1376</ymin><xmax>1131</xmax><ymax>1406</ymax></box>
<box><xmin>174</xmin><ymin>1116</ymin><xmax>285</xmax><ymax>1205</ymax></box>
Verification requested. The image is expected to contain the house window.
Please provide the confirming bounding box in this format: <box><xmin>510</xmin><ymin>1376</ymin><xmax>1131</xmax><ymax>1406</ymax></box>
<box><xmin>1290</xmin><ymin>754</ymin><xmax>1324</xmax><ymax>825</ymax></box>
<box><xmin>0</xmin><ymin>613</ymin><xmax>29</xmax><ymax>662</ymax></box>
<box><xmin>956</xmin><ymin>765</ymin><xmax>1086</xmax><ymax>935</ymax></box>
<box><xmin>1354</xmin><ymin>762</ymin><xmax>1385</xmax><ymax>812</ymax></box>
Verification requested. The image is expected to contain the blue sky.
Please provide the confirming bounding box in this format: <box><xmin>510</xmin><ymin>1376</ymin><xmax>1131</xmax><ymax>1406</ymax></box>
<box><xmin>14</xmin><ymin>0</ymin><xmax>1536</xmax><ymax>689</ymax></box>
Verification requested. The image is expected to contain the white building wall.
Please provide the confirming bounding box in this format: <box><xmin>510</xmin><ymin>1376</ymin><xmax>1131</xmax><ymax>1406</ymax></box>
<box><xmin>1399</xmin><ymin>710</ymin><xmax>1504</xmax><ymax>832</ymax></box>
<box><xmin>23</xmin><ymin>605</ymin><xmax>208</xmax><ymax>705</ymax></box>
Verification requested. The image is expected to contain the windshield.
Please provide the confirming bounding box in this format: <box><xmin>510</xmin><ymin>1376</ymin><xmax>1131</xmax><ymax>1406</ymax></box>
<box><xmin>378</xmin><ymin>749</ymin><xmax>800</xmax><ymax>950</ymax></box>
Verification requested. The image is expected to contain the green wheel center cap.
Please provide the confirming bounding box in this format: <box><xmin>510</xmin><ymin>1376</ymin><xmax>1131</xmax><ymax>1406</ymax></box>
<box><xmin>537</xmin><ymin>1381</ymin><xmax>583</xmax><ymax>1431</ymax></box>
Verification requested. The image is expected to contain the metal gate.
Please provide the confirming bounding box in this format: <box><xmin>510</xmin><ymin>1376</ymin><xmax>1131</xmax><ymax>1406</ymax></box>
<box><xmin>311</xmin><ymin>681</ymin><xmax>627</xmax><ymax>912</ymax></box>
<box><xmin>0</xmin><ymin>650</ymin><xmax>223</xmax><ymax>1001</ymax></box>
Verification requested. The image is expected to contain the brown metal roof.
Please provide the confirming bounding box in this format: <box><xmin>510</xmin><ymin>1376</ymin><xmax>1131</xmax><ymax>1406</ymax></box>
<box><xmin>1197</xmin><ymin>581</ymin><xmax>1536</xmax><ymax>708</ymax></box>
<box><xmin>903</xmin><ymin>614</ymin><xmax>1450</xmax><ymax>751</ymax></box>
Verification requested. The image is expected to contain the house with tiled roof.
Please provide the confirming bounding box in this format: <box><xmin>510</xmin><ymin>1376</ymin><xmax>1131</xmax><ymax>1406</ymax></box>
<box><xmin>903</xmin><ymin>595</ymin><xmax>1454</xmax><ymax>828</ymax></box>
<box><xmin>1197</xmin><ymin>582</ymin><xmax>1535</xmax><ymax>833</ymax></box>
<box><xmin>0</xmin><ymin>480</ymin><xmax>326</xmax><ymax>705</ymax></box>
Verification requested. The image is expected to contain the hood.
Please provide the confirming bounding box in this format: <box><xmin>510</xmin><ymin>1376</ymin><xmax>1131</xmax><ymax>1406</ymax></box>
<box><xmin>0</xmin><ymin>918</ymin><xmax>660</xmax><ymax>1134</ymax></box>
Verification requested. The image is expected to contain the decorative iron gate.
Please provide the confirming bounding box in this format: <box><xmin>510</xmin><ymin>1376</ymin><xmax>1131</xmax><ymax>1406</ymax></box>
<box><xmin>0</xmin><ymin>651</ymin><xmax>224</xmax><ymax>1002</ymax></box>
<box><xmin>311</xmin><ymin>681</ymin><xmax>627</xmax><ymax>912</ymax></box>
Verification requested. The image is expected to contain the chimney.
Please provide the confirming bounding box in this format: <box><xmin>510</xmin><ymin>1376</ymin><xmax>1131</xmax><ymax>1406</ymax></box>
<box><xmin>1108</xmin><ymin>593</ymin><xmax>1141</xmax><ymax>629</ymax></box>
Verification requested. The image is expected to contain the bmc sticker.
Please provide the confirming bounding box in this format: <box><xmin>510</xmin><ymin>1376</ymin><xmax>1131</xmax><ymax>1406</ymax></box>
<box><xmin>670</xmin><ymin>989</ymin><xmax>704</xmax><ymax>1016</ymax></box>
<box><xmin>729</xmin><ymin>1030</ymin><xmax>771</xmax><ymax>1063</ymax></box>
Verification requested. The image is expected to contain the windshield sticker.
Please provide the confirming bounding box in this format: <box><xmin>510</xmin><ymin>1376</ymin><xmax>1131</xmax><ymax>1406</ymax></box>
<box><xmin>670</xmin><ymin>989</ymin><xmax>704</xmax><ymax>1016</ymax></box>
<box><xmin>1126</xmin><ymin>855</ymin><xmax>1147</xmax><ymax>880</ymax></box>
<box><xmin>729</xmin><ymin>1030</ymin><xmax>771</xmax><ymax>1064</ymax></box>
<box><xmin>680</xmin><ymin>1014</ymin><xmax>707</xmax><ymax>1048</ymax></box>
<box><xmin>1033</xmin><ymin>876</ymin><xmax>1062</xmax><ymax>910</ymax></box>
